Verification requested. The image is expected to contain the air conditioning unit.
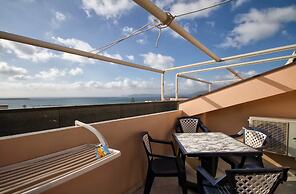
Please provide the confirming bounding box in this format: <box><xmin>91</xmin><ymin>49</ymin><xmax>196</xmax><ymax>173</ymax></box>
<box><xmin>248</xmin><ymin>116</ymin><xmax>296</xmax><ymax>157</ymax></box>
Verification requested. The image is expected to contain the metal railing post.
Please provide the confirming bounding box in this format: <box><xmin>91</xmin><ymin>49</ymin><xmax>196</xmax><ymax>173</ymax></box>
<box><xmin>175</xmin><ymin>74</ymin><xmax>179</xmax><ymax>100</ymax></box>
<box><xmin>208</xmin><ymin>84</ymin><xmax>212</xmax><ymax>92</ymax></box>
<box><xmin>161</xmin><ymin>73</ymin><xmax>165</xmax><ymax>101</ymax></box>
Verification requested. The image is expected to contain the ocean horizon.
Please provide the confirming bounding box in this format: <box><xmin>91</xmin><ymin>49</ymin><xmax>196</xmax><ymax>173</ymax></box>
<box><xmin>0</xmin><ymin>96</ymin><xmax>161</xmax><ymax>109</ymax></box>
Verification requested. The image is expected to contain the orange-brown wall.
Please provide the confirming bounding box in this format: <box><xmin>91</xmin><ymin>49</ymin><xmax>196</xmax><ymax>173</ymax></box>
<box><xmin>0</xmin><ymin>110</ymin><xmax>182</xmax><ymax>194</ymax></box>
<box><xmin>198</xmin><ymin>90</ymin><xmax>296</xmax><ymax>135</ymax></box>
<box><xmin>179</xmin><ymin>62</ymin><xmax>296</xmax><ymax>116</ymax></box>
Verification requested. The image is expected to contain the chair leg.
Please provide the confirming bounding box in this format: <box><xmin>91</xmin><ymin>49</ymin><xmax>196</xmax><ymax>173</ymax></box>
<box><xmin>178</xmin><ymin>172</ymin><xmax>187</xmax><ymax>194</ymax></box>
<box><xmin>196</xmin><ymin>170</ymin><xmax>204</xmax><ymax>194</ymax></box>
<box><xmin>257</xmin><ymin>156</ymin><xmax>264</xmax><ymax>167</ymax></box>
<box><xmin>144</xmin><ymin>169</ymin><xmax>155</xmax><ymax>194</ymax></box>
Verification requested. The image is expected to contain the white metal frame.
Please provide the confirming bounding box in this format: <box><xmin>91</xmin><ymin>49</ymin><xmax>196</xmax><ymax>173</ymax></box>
<box><xmin>165</xmin><ymin>44</ymin><xmax>296</xmax><ymax>71</ymax></box>
<box><xmin>174</xmin><ymin>53</ymin><xmax>296</xmax><ymax>99</ymax></box>
<box><xmin>1</xmin><ymin>0</ymin><xmax>296</xmax><ymax>102</ymax></box>
<box><xmin>178</xmin><ymin>54</ymin><xmax>296</xmax><ymax>75</ymax></box>
<box><xmin>0</xmin><ymin>31</ymin><xmax>168</xmax><ymax>100</ymax></box>
<box><xmin>175</xmin><ymin>74</ymin><xmax>239</xmax><ymax>99</ymax></box>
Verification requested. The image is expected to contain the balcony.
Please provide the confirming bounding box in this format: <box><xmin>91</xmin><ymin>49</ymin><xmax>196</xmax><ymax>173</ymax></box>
<box><xmin>1</xmin><ymin>61</ymin><xmax>296</xmax><ymax>194</ymax></box>
<box><xmin>1</xmin><ymin>0</ymin><xmax>296</xmax><ymax>192</ymax></box>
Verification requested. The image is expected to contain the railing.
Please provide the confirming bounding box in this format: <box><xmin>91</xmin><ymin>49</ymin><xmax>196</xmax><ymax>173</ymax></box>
<box><xmin>0</xmin><ymin>101</ymin><xmax>178</xmax><ymax>136</ymax></box>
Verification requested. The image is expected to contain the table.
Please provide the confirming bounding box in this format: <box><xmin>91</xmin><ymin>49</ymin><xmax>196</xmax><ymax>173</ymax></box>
<box><xmin>173</xmin><ymin>132</ymin><xmax>262</xmax><ymax>190</ymax></box>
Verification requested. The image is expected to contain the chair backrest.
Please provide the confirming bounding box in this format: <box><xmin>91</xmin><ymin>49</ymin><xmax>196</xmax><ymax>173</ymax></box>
<box><xmin>178</xmin><ymin>117</ymin><xmax>200</xmax><ymax>133</ymax></box>
<box><xmin>141</xmin><ymin>132</ymin><xmax>152</xmax><ymax>160</ymax></box>
<box><xmin>226</xmin><ymin>168</ymin><xmax>288</xmax><ymax>194</ymax></box>
<box><xmin>244</xmin><ymin>127</ymin><xmax>267</xmax><ymax>148</ymax></box>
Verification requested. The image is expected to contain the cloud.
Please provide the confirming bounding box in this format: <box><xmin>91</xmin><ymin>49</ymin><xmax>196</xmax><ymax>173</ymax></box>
<box><xmin>35</xmin><ymin>67</ymin><xmax>84</xmax><ymax>80</ymax></box>
<box><xmin>102</xmin><ymin>77</ymin><xmax>157</xmax><ymax>89</ymax></box>
<box><xmin>21</xmin><ymin>0</ymin><xmax>35</xmax><ymax>2</ymax></box>
<box><xmin>35</xmin><ymin>68</ymin><xmax>67</xmax><ymax>80</ymax></box>
<box><xmin>240</xmin><ymin>70</ymin><xmax>257</xmax><ymax>77</ymax></box>
<box><xmin>102</xmin><ymin>52</ymin><xmax>123</xmax><ymax>60</ymax></box>
<box><xmin>122</xmin><ymin>26</ymin><xmax>134</xmax><ymax>35</ymax></box>
<box><xmin>136</xmin><ymin>39</ymin><xmax>145</xmax><ymax>45</ymax></box>
<box><xmin>170</xmin><ymin>0</ymin><xmax>223</xmax><ymax>20</ymax></box>
<box><xmin>0</xmin><ymin>61</ymin><xmax>27</xmax><ymax>76</ymax></box>
<box><xmin>0</xmin><ymin>39</ymin><xmax>57</xmax><ymax>63</ymax></box>
<box><xmin>50</xmin><ymin>11</ymin><xmax>67</xmax><ymax>29</ymax></box>
<box><xmin>52</xmin><ymin>37</ymin><xmax>95</xmax><ymax>63</ymax></box>
<box><xmin>55</xmin><ymin>11</ymin><xmax>66</xmax><ymax>22</ymax></box>
<box><xmin>69</xmin><ymin>67</ymin><xmax>83</xmax><ymax>76</ymax></box>
<box><xmin>153</xmin><ymin>0</ymin><xmax>224</xmax><ymax>20</ymax></box>
<box><xmin>52</xmin><ymin>34</ymin><xmax>95</xmax><ymax>63</ymax></box>
<box><xmin>141</xmin><ymin>52</ymin><xmax>174</xmax><ymax>70</ymax></box>
<box><xmin>52</xmin><ymin>36</ymin><xmax>93</xmax><ymax>51</ymax></box>
<box><xmin>8</xmin><ymin>74</ymin><xmax>33</xmax><ymax>81</ymax></box>
<box><xmin>220</xmin><ymin>6</ymin><xmax>296</xmax><ymax>48</ymax></box>
<box><xmin>206</xmin><ymin>21</ymin><xmax>215</xmax><ymax>27</ymax></box>
<box><xmin>81</xmin><ymin>0</ymin><xmax>134</xmax><ymax>19</ymax></box>
<box><xmin>155</xmin><ymin>0</ymin><xmax>174</xmax><ymax>9</ymax></box>
<box><xmin>52</xmin><ymin>36</ymin><xmax>123</xmax><ymax>63</ymax></box>
<box><xmin>0</xmin><ymin>77</ymin><xmax>160</xmax><ymax>97</ymax></box>
<box><xmin>232</xmin><ymin>0</ymin><xmax>250</xmax><ymax>9</ymax></box>
<box><xmin>52</xmin><ymin>36</ymin><xmax>95</xmax><ymax>63</ymax></box>
<box><xmin>126</xmin><ymin>55</ymin><xmax>134</xmax><ymax>61</ymax></box>
<box><xmin>214</xmin><ymin>69</ymin><xmax>257</xmax><ymax>80</ymax></box>
<box><xmin>177</xmin><ymin>78</ymin><xmax>207</xmax><ymax>96</ymax></box>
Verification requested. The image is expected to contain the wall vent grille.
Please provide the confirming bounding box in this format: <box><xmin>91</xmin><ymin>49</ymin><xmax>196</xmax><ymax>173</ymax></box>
<box><xmin>249</xmin><ymin>116</ymin><xmax>296</xmax><ymax>157</ymax></box>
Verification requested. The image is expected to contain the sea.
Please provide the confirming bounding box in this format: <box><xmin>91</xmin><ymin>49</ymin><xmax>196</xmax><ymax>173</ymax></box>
<box><xmin>0</xmin><ymin>97</ymin><xmax>161</xmax><ymax>109</ymax></box>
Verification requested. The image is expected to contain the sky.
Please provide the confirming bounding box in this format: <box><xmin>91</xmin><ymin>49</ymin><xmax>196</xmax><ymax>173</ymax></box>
<box><xmin>0</xmin><ymin>0</ymin><xmax>295</xmax><ymax>98</ymax></box>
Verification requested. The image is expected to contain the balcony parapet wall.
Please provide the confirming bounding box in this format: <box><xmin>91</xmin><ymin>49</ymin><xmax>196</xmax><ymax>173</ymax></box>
<box><xmin>0</xmin><ymin>110</ymin><xmax>183</xmax><ymax>194</ymax></box>
<box><xmin>0</xmin><ymin>101</ymin><xmax>178</xmax><ymax>137</ymax></box>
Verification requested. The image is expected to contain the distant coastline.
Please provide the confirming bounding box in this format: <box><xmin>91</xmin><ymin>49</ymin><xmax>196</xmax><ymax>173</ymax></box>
<box><xmin>0</xmin><ymin>96</ymin><xmax>161</xmax><ymax>109</ymax></box>
<box><xmin>0</xmin><ymin>98</ymin><xmax>30</xmax><ymax>100</ymax></box>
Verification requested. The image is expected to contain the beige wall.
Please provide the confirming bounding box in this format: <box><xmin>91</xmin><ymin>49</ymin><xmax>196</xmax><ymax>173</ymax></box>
<box><xmin>198</xmin><ymin>90</ymin><xmax>296</xmax><ymax>135</ymax></box>
<box><xmin>196</xmin><ymin>91</ymin><xmax>296</xmax><ymax>168</ymax></box>
<box><xmin>179</xmin><ymin>62</ymin><xmax>296</xmax><ymax>116</ymax></box>
<box><xmin>0</xmin><ymin>110</ymin><xmax>183</xmax><ymax>194</ymax></box>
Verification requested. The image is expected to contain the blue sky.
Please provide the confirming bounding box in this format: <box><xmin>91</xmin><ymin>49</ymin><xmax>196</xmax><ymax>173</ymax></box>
<box><xmin>0</xmin><ymin>0</ymin><xmax>295</xmax><ymax>97</ymax></box>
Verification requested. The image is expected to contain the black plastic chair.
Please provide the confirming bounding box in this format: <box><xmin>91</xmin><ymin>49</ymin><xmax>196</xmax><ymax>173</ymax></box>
<box><xmin>141</xmin><ymin>132</ymin><xmax>187</xmax><ymax>194</ymax></box>
<box><xmin>222</xmin><ymin>127</ymin><xmax>267</xmax><ymax>169</ymax></box>
<box><xmin>176</xmin><ymin>116</ymin><xmax>209</xmax><ymax>133</ymax></box>
<box><xmin>196</xmin><ymin>165</ymin><xmax>289</xmax><ymax>194</ymax></box>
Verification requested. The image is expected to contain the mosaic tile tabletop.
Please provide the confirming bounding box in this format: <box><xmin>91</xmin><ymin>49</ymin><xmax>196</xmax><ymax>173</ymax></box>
<box><xmin>174</xmin><ymin>132</ymin><xmax>260</xmax><ymax>155</ymax></box>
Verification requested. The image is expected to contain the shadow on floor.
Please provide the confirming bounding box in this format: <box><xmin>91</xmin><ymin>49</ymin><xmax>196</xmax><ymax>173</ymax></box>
<box><xmin>133</xmin><ymin>158</ymin><xmax>296</xmax><ymax>194</ymax></box>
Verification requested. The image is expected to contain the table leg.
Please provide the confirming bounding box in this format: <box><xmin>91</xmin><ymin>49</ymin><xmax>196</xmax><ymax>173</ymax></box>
<box><xmin>178</xmin><ymin>152</ymin><xmax>188</xmax><ymax>194</ymax></box>
<box><xmin>200</xmin><ymin>157</ymin><xmax>218</xmax><ymax>177</ymax></box>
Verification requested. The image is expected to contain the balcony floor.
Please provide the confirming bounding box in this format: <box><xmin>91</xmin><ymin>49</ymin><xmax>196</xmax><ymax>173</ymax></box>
<box><xmin>133</xmin><ymin>177</ymin><xmax>296</xmax><ymax>194</ymax></box>
<box><xmin>133</xmin><ymin>160</ymin><xmax>296</xmax><ymax>194</ymax></box>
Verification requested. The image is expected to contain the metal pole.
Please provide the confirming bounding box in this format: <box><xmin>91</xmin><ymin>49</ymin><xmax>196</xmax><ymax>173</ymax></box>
<box><xmin>208</xmin><ymin>84</ymin><xmax>212</xmax><ymax>92</ymax></box>
<box><xmin>133</xmin><ymin>0</ymin><xmax>221</xmax><ymax>62</ymax></box>
<box><xmin>285</xmin><ymin>51</ymin><xmax>296</xmax><ymax>65</ymax></box>
<box><xmin>226</xmin><ymin>67</ymin><xmax>243</xmax><ymax>80</ymax></box>
<box><xmin>160</xmin><ymin>73</ymin><xmax>165</xmax><ymax>101</ymax></box>
<box><xmin>166</xmin><ymin>44</ymin><xmax>296</xmax><ymax>71</ymax></box>
<box><xmin>0</xmin><ymin>31</ymin><xmax>164</xmax><ymax>74</ymax></box>
<box><xmin>175</xmin><ymin>74</ymin><xmax>179</xmax><ymax>100</ymax></box>
<box><xmin>212</xmin><ymin>79</ymin><xmax>240</xmax><ymax>83</ymax></box>
<box><xmin>179</xmin><ymin>54</ymin><xmax>296</xmax><ymax>75</ymax></box>
<box><xmin>178</xmin><ymin>74</ymin><xmax>212</xmax><ymax>84</ymax></box>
